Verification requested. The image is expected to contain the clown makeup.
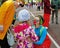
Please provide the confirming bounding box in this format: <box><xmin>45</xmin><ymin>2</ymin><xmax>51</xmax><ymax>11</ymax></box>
<box><xmin>34</xmin><ymin>17</ymin><xmax>40</xmax><ymax>28</ymax></box>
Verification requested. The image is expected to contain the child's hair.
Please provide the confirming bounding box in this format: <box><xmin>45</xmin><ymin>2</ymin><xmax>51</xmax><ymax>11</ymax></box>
<box><xmin>17</xmin><ymin>9</ymin><xmax>30</xmax><ymax>22</ymax></box>
<box><xmin>37</xmin><ymin>15</ymin><xmax>44</xmax><ymax>25</ymax></box>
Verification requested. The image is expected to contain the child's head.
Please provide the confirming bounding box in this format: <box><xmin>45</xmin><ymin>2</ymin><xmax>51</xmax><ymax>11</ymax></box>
<box><xmin>33</xmin><ymin>17</ymin><xmax>40</xmax><ymax>28</ymax></box>
<box><xmin>33</xmin><ymin>15</ymin><xmax>44</xmax><ymax>28</ymax></box>
<box><xmin>17</xmin><ymin>9</ymin><xmax>30</xmax><ymax>24</ymax></box>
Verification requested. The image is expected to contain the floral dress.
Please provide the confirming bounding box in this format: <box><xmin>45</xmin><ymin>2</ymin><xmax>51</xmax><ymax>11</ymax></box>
<box><xmin>13</xmin><ymin>23</ymin><xmax>38</xmax><ymax>48</ymax></box>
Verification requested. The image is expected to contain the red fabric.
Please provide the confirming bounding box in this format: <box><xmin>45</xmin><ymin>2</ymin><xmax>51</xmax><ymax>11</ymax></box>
<box><xmin>34</xmin><ymin>35</ymin><xmax>51</xmax><ymax>48</ymax></box>
<box><xmin>42</xmin><ymin>14</ymin><xmax>50</xmax><ymax>27</ymax></box>
<box><xmin>14</xmin><ymin>23</ymin><xmax>29</xmax><ymax>33</ymax></box>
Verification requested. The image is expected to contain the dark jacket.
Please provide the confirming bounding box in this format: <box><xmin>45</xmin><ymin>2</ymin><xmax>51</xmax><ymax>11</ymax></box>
<box><xmin>51</xmin><ymin>0</ymin><xmax>58</xmax><ymax>10</ymax></box>
<box><xmin>44</xmin><ymin>0</ymin><xmax>51</xmax><ymax>14</ymax></box>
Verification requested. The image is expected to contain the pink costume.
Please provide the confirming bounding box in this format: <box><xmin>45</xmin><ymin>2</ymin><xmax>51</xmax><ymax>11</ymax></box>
<box><xmin>13</xmin><ymin>23</ymin><xmax>38</xmax><ymax>48</ymax></box>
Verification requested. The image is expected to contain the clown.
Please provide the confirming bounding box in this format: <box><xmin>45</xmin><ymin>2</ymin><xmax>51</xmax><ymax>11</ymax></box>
<box><xmin>33</xmin><ymin>16</ymin><xmax>51</xmax><ymax>48</ymax></box>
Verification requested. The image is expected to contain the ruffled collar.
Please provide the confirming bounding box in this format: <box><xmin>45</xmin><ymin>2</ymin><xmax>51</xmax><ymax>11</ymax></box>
<box><xmin>14</xmin><ymin>23</ymin><xmax>29</xmax><ymax>33</ymax></box>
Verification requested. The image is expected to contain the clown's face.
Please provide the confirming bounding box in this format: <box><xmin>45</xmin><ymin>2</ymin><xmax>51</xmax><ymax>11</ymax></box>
<box><xmin>33</xmin><ymin>17</ymin><xmax>40</xmax><ymax>28</ymax></box>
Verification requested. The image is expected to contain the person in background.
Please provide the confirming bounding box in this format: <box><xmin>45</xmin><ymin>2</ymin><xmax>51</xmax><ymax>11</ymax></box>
<box><xmin>51</xmin><ymin>0</ymin><xmax>58</xmax><ymax>24</ymax></box>
<box><xmin>33</xmin><ymin>16</ymin><xmax>51</xmax><ymax>48</ymax></box>
<box><xmin>37</xmin><ymin>2</ymin><xmax>40</xmax><ymax>11</ymax></box>
<box><xmin>42</xmin><ymin>0</ymin><xmax>51</xmax><ymax>29</ymax></box>
<box><xmin>41</xmin><ymin>0</ymin><xmax>44</xmax><ymax>9</ymax></box>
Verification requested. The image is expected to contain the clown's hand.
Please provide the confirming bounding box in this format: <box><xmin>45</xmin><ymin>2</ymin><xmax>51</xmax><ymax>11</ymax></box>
<box><xmin>0</xmin><ymin>25</ymin><xmax>4</xmax><ymax>32</ymax></box>
<box><xmin>34</xmin><ymin>40</ymin><xmax>42</xmax><ymax>45</ymax></box>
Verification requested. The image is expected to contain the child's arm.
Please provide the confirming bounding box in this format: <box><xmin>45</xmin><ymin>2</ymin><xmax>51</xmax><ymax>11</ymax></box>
<box><xmin>34</xmin><ymin>28</ymin><xmax>47</xmax><ymax>45</ymax></box>
<box><xmin>29</xmin><ymin>27</ymin><xmax>38</xmax><ymax>42</ymax></box>
<box><xmin>10</xmin><ymin>25</ymin><xmax>17</xmax><ymax>41</ymax></box>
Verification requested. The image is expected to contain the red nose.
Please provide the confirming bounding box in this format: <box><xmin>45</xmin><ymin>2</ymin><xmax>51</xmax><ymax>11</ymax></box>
<box><xmin>33</xmin><ymin>20</ymin><xmax>37</xmax><ymax>25</ymax></box>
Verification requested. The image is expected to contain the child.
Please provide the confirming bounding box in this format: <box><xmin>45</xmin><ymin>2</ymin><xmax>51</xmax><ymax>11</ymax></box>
<box><xmin>33</xmin><ymin>16</ymin><xmax>51</xmax><ymax>48</ymax></box>
<box><xmin>13</xmin><ymin>9</ymin><xmax>38</xmax><ymax>48</ymax></box>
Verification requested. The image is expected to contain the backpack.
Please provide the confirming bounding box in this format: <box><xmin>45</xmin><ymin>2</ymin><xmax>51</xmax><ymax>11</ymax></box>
<box><xmin>7</xmin><ymin>29</ymin><xmax>15</xmax><ymax>46</ymax></box>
